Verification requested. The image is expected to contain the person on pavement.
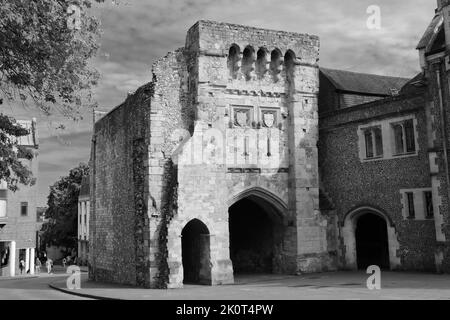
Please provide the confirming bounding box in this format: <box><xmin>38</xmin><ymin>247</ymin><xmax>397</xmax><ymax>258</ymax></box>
<box><xmin>19</xmin><ymin>259</ymin><xmax>25</xmax><ymax>275</ymax></box>
<box><xmin>46</xmin><ymin>258</ymin><xmax>53</xmax><ymax>274</ymax></box>
<box><xmin>35</xmin><ymin>257</ymin><xmax>41</xmax><ymax>274</ymax></box>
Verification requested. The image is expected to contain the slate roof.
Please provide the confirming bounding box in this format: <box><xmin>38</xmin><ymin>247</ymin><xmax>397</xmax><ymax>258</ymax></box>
<box><xmin>320</xmin><ymin>68</ymin><xmax>410</xmax><ymax>96</ymax></box>
<box><xmin>417</xmin><ymin>13</ymin><xmax>444</xmax><ymax>50</ymax></box>
<box><xmin>399</xmin><ymin>72</ymin><xmax>427</xmax><ymax>95</ymax></box>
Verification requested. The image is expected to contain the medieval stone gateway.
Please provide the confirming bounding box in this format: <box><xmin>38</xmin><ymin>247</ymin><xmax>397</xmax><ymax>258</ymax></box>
<box><xmin>89</xmin><ymin>11</ymin><xmax>450</xmax><ymax>288</ymax></box>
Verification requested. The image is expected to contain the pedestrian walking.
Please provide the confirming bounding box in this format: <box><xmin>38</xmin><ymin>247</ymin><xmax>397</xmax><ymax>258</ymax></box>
<box><xmin>46</xmin><ymin>258</ymin><xmax>53</xmax><ymax>274</ymax></box>
<box><xmin>35</xmin><ymin>257</ymin><xmax>41</xmax><ymax>274</ymax></box>
<box><xmin>19</xmin><ymin>259</ymin><xmax>25</xmax><ymax>274</ymax></box>
<box><xmin>62</xmin><ymin>258</ymin><xmax>67</xmax><ymax>268</ymax></box>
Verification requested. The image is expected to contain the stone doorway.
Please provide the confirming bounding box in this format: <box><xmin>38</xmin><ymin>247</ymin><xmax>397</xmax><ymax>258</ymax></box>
<box><xmin>228</xmin><ymin>196</ymin><xmax>283</xmax><ymax>275</ymax></box>
<box><xmin>181</xmin><ymin>219</ymin><xmax>211</xmax><ymax>285</ymax></box>
<box><xmin>355</xmin><ymin>213</ymin><xmax>390</xmax><ymax>270</ymax></box>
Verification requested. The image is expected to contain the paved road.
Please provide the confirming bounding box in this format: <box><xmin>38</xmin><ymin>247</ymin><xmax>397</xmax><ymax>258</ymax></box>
<box><xmin>2</xmin><ymin>270</ymin><xmax>450</xmax><ymax>300</ymax></box>
<box><xmin>0</xmin><ymin>273</ymin><xmax>90</xmax><ymax>300</ymax></box>
<box><xmin>51</xmin><ymin>271</ymin><xmax>450</xmax><ymax>300</ymax></box>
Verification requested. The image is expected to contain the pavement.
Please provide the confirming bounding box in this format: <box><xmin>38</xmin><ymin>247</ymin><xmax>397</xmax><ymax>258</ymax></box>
<box><xmin>0</xmin><ymin>266</ymin><xmax>91</xmax><ymax>300</ymax></box>
<box><xmin>48</xmin><ymin>271</ymin><xmax>450</xmax><ymax>300</ymax></box>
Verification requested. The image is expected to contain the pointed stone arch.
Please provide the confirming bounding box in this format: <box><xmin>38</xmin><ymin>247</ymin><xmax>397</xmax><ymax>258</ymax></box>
<box><xmin>228</xmin><ymin>187</ymin><xmax>288</xmax><ymax>221</ymax></box>
<box><xmin>341</xmin><ymin>206</ymin><xmax>400</xmax><ymax>270</ymax></box>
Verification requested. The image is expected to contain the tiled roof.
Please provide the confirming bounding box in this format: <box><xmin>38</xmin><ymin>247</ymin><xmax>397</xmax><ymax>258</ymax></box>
<box><xmin>320</xmin><ymin>68</ymin><xmax>410</xmax><ymax>96</ymax></box>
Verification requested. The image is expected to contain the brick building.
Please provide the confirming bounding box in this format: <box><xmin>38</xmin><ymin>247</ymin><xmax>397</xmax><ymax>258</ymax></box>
<box><xmin>0</xmin><ymin>119</ymin><xmax>39</xmax><ymax>277</ymax></box>
<box><xmin>89</xmin><ymin>1</ymin><xmax>450</xmax><ymax>288</ymax></box>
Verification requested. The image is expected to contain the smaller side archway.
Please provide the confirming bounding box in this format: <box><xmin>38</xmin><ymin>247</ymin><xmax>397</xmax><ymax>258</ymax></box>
<box><xmin>341</xmin><ymin>207</ymin><xmax>400</xmax><ymax>270</ymax></box>
<box><xmin>181</xmin><ymin>219</ymin><xmax>212</xmax><ymax>285</ymax></box>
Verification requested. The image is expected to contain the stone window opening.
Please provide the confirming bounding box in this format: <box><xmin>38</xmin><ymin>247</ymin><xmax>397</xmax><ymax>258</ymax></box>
<box><xmin>0</xmin><ymin>200</ymin><xmax>6</xmax><ymax>218</ymax></box>
<box><xmin>270</xmin><ymin>49</ymin><xmax>283</xmax><ymax>81</ymax></box>
<box><xmin>242</xmin><ymin>46</ymin><xmax>256</xmax><ymax>81</ymax></box>
<box><xmin>20</xmin><ymin>202</ymin><xmax>28</xmax><ymax>217</ymax></box>
<box><xmin>363</xmin><ymin>127</ymin><xmax>383</xmax><ymax>159</ymax></box>
<box><xmin>256</xmin><ymin>48</ymin><xmax>268</xmax><ymax>79</ymax></box>
<box><xmin>424</xmin><ymin>191</ymin><xmax>434</xmax><ymax>219</ymax></box>
<box><xmin>392</xmin><ymin>119</ymin><xmax>416</xmax><ymax>156</ymax></box>
<box><xmin>406</xmin><ymin>193</ymin><xmax>415</xmax><ymax>219</ymax></box>
<box><xmin>227</xmin><ymin>44</ymin><xmax>241</xmax><ymax>80</ymax></box>
<box><xmin>0</xmin><ymin>185</ymin><xmax>7</xmax><ymax>218</ymax></box>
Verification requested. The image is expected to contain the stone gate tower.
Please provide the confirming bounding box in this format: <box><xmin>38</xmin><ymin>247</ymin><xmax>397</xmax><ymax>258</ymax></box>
<box><xmin>90</xmin><ymin>21</ymin><xmax>333</xmax><ymax>289</ymax></box>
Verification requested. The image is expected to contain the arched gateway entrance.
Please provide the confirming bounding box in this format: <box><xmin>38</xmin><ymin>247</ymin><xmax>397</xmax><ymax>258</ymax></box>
<box><xmin>342</xmin><ymin>207</ymin><xmax>400</xmax><ymax>270</ymax></box>
<box><xmin>181</xmin><ymin>219</ymin><xmax>211</xmax><ymax>284</ymax></box>
<box><xmin>355</xmin><ymin>213</ymin><xmax>390</xmax><ymax>269</ymax></box>
<box><xmin>228</xmin><ymin>189</ymin><xmax>285</xmax><ymax>275</ymax></box>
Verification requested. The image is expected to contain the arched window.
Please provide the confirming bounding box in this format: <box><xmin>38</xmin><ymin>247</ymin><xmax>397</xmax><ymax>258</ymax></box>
<box><xmin>242</xmin><ymin>46</ymin><xmax>255</xmax><ymax>80</ymax></box>
<box><xmin>227</xmin><ymin>45</ymin><xmax>241</xmax><ymax>79</ymax></box>
<box><xmin>284</xmin><ymin>50</ymin><xmax>296</xmax><ymax>83</ymax></box>
<box><xmin>270</xmin><ymin>49</ymin><xmax>283</xmax><ymax>80</ymax></box>
<box><xmin>256</xmin><ymin>48</ymin><xmax>268</xmax><ymax>79</ymax></box>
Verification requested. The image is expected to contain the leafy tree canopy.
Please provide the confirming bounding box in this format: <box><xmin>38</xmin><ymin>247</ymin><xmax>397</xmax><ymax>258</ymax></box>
<box><xmin>40</xmin><ymin>163</ymin><xmax>89</xmax><ymax>250</ymax></box>
<box><xmin>0</xmin><ymin>0</ymin><xmax>104</xmax><ymax>190</ymax></box>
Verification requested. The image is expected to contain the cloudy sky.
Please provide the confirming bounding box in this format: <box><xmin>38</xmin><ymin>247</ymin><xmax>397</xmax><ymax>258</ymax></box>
<box><xmin>1</xmin><ymin>0</ymin><xmax>437</xmax><ymax>205</ymax></box>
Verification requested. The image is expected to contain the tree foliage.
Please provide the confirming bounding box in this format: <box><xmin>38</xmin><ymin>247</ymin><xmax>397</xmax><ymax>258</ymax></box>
<box><xmin>0</xmin><ymin>0</ymin><xmax>102</xmax><ymax>116</ymax></box>
<box><xmin>40</xmin><ymin>163</ymin><xmax>89</xmax><ymax>250</ymax></box>
<box><xmin>0</xmin><ymin>0</ymin><xmax>103</xmax><ymax>190</ymax></box>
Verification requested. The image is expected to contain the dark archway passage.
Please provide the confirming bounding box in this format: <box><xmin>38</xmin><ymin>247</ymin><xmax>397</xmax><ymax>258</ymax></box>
<box><xmin>229</xmin><ymin>197</ymin><xmax>282</xmax><ymax>274</ymax></box>
<box><xmin>355</xmin><ymin>213</ymin><xmax>390</xmax><ymax>270</ymax></box>
<box><xmin>181</xmin><ymin>219</ymin><xmax>211</xmax><ymax>285</ymax></box>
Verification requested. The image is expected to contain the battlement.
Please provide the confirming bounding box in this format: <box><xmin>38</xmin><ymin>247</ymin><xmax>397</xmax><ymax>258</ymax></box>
<box><xmin>186</xmin><ymin>20</ymin><xmax>319</xmax><ymax>66</ymax></box>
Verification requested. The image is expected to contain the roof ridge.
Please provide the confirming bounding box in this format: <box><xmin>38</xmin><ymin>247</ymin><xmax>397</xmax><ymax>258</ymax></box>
<box><xmin>320</xmin><ymin>67</ymin><xmax>410</xmax><ymax>80</ymax></box>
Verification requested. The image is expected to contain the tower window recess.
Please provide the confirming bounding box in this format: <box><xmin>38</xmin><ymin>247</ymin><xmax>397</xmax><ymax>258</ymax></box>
<box><xmin>228</xmin><ymin>45</ymin><xmax>241</xmax><ymax>79</ymax></box>
<box><xmin>270</xmin><ymin>49</ymin><xmax>283</xmax><ymax>80</ymax></box>
<box><xmin>242</xmin><ymin>46</ymin><xmax>256</xmax><ymax>81</ymax></box>
<box><xmin>256</xmin><ymin>48</ymin><xmax>268</xmax><ymax>79</ymax></box>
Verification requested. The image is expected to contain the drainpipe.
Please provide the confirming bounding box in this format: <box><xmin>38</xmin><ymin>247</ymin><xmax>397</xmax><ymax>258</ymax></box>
<box><xmin>435</xmin><ymin>68</ymin><xmax>450</xmax><ymax>222</ymax></box>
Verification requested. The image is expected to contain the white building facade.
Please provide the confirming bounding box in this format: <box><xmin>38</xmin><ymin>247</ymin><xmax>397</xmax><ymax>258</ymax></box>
<box><xmin>77</xmin><ymin>175</ymin><xmax>89</xmax><ymax>265</ymax></box>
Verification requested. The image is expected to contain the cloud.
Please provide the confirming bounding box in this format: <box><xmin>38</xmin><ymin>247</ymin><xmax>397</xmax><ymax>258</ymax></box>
<box><xmin>1</xmin><ymin>0</ymin><xmax>438</xmax><ymax>205</ymax></box>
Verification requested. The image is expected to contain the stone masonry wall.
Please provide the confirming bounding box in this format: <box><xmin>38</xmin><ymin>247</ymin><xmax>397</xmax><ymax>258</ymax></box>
<box><xmin>90</xmin><ymin>84</ymin><xmax>151</xmax><ymax>286</ymax></box>
<box><xmin>146</xmin><ymin>49</ymin><xmax>193</xmax><ymax>288</ymax></box>
<box><xmin>425</xmin><ymin>61</ymin><xmax>450</xmax><ymax>272</ymax></box>
<box><xmin>319</xmin><ymin>93</ymin><xmax>437</xmax><ymax>271</ymax></box>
